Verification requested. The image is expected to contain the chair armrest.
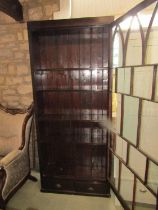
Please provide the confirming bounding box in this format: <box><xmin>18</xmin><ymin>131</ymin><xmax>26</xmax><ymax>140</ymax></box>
<box><xmin>0</xmin><ymin>150</ymin><xmax>22</xmax><ymax>167</ymax></box>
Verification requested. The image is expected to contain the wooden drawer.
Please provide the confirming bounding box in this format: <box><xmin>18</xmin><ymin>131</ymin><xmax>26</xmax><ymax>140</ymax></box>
<box><xmin>41</xmin><ymin>177</ymin><xmax>74</xmax><ymax>192</ymax></box>
<box><xmin>75</xmin><ymin>181</ymin><xmax>107</xmax><ymax>195</ymax></box>
<box><xmin>54</xmin><ymin>165</ymin><xmax>74</xmax><ymax>177</ymax></box>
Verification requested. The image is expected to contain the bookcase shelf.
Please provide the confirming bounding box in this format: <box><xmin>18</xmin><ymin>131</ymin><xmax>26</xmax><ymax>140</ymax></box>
<box><xmin>28</xmin><ymin>17</ymin><xmax>112</xmax><ymax>196</ymax></box>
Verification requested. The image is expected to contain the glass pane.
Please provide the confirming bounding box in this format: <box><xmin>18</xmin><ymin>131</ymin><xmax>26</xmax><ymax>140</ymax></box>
<box><xmin>110</xmin><ymin>153</ymin><xmax>115</xmax><ymax>184</ymax></box>
<box><xmin>120</xmin><ymin>164</ymin><xmax>134</xmax><ymax>209</ymax></box>
<box><xmin>133</xmin><ymin>66</ymin><xmax>153</xmax><ymax>99</ymax></box>
<box><xmin>117</xmin><ymin>68</ymin><xmax>131</xmax><ymax>94</ymax></box>
<box><xmin>146</xmin><ymin>30</ymin><xmax>158</xmax><ymax>65</ymax></box>
<box><xmin>115</xmin><ymin>136</ymin><xmax>127</xmax><ymax>162</ymax></box>
<box><xmin>138</xmin><ymin>14</ymin><xmax>152</xmax><ymax>32</ymax></box>
<box><xmin>119</xmin><ymin>16</ymin><xmax>133</xmax><ymax>39</ymax></box>
<box><xmin>112</xmin><ymin>93</ymin><xmax>117</xmax><ymax>116</ymax></box>
<box><xmin>155</xmin><ymin>70</ymin><xmax>158</xmax><ymax>101</ymax></box>
<box><xmin>148</xmin><ymin>161</ymin><xmax>158</xmax><ymax>194</ymax></box>
<box><xmin>117</xmin><ymin>68</ymin><xmax>124</xmax><ymax>93</ymax></box>
<box><xmin>139</xmin><ymin>101</ymin><xmax>158</xmax><ymax>162</ymax></box>
<box><xmin>146</xmin><ymin>6</ymin><xmax>158</xmax><ymax>64</ymax></box>
<box><xmin>113</xmin><ymin>32</ymin><xmax>123</xmax><ymax>67</ymax></box>
<box><xmin>123</xmin><ymin>96</ymin><xmax>139</xmax><ymax>145</ymax></box>
<box><xmin>112</xmin><ymin>69</ymin><xmax>117</xmax><ymax>116</ymax></box>
<box><xmin>113</xmin><ymin>196</ymin><xmax>125</xmax><ymax>210</ymax></box>
<box><xmin>129</xmin><ymin>146</ymin><xmax>146</xmax><ymax>180</ymax></box>
<box><xmin>135</xmin><ymin>179</ymin><xmax>156</xmax><ymax>210</ymax></box>
<box><xmin>113</xmin><ymin>68</ymin><xmax>116</xmax><ymax>93</ymax></box>
<box><xmin>112</xmin><ymin>26</ymin><xmax>116</xmax><ymax>33</ymax></box>
<box><xmin>135</xmin><ymin>204</ymin><xmax>156</xmax><ymax>210</ymax></box>
<box><xmin>124</xmin><ymin>67</ymin><xmax>131</xmax><ymax>94</ymax></box>
<box><xmin>111</xmin><ymin>154</ymin><xmax>120</xmax><ymax>190</ymax></box>
<box><xmin>116</xmin><ymin>94</ymin><xmax>121</xmax><ymax>134</ymax></box>
<box><xmin>138</xmin><ymin>2</ymin><xmax>157</xmax><ymax>36</ymax></box>
<box><xmin>126</xmin><ymin>16</ymin><xmax>142</xmax><ymax>66</ymax></box>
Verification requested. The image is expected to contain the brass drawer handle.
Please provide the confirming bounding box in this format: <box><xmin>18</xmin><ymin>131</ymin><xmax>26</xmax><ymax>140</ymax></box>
<box><xmin>88</xmin><ymin>187</ymin><xmax>94</xmax><ymax>191</ymax></box>
<box><xmin>56</xmin><ymin>183</ymin><xmax>62</xmax><ymax>189</ymax></box>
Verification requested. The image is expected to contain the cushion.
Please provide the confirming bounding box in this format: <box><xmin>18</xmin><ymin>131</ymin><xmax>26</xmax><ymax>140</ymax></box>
<box><xmin>0</xmin><ymin>150</ymin><xmax>21</xmax><ymax>166</ymax></box>
<box><xmin>0</xmin><ymin>109</ymin><xmax>27</xmax><ymax>156</ymax></box>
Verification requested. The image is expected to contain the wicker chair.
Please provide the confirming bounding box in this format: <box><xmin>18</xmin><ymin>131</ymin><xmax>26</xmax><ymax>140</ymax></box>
<box><xmin>0</xmin><ymin>103</ymin><xmax>35</xmax><ymax>210</ymax></box>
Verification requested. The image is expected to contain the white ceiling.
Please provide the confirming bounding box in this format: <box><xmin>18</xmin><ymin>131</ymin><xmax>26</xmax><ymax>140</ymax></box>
<box><xmin>71</xmin><ymin>0</ymin><xmax>143</xmax><ymax>18</ymax></box>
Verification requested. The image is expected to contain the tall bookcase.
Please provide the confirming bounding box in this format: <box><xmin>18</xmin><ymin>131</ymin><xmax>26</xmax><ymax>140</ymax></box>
<box><xmin>28</xmin><ymin>17</ymin><xmax>112</xmax><ymax>196</ymax></box>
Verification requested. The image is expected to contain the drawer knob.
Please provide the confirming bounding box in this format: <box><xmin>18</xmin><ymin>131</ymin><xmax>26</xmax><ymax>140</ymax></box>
<box><xmin>88</xmin><ymin>187</ymin><xmax>94</xmax><ymax>191</ymax></box>
<box><xmin>56</xmin><ymin>183</ymin><xmax>62</xmax><ymax>189</ymax></box>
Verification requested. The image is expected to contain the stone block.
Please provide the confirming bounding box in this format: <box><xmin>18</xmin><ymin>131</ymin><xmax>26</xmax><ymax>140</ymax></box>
<box><xmin>17</xmin><ymin>84</ymin><xmax>32</xmax><ymax>94</ymax></box>
<box><xmin>14</xmin><ymin>52</ymin><xmax>25</xmax><ymax>59</ymax></box>
<box><xmin>17</xmin><ymin>64</ymin><xmax>29</xmax><ymax>75</ymax></box>
<box><xmin>23</xmin><ymin>29</ymin><xmax>28</xmax><ymax>41</ymax></box>
<box><xmin>44</xmin><ymin>4</ymin><xmax>54</xmax><ymax>17</ymax></box>
<box><xmin>6</xmin><ymin>77</ymin><xmax>23</xmax><ymax>85</ymax></box>
<box><xmin>0</xmin><ymin>34</ymin><xmax>16</xmax><ymax>43</ymax></box>
<box><xmin>28</xmin><ymin>7</ymin><xmax>43</xmax><ymax>20</ymax></box>
<box><xmin>0</xmin><ymin>49</ymin><xmax>13</xmax><ymax>58</ymax></box>
<box><xmin>19</xmin><ymin>42</ymin><xmax>29</xmax><ymax>50</ymax></box>
<box><xmin>2</xmin><ymin>89</ymin><xmax>16</xmax><ymax>95</ymax></box>
<box><xmin>17</xmin><ymin>32</ymin><xmax>23</xmax><ymax>41</ymax></box>
<box><xmin>52</xmin><ymin>3</ymin><xmax>59</xmax><ymax>12</ymax></box>
<box><xmin>0</xmin><ymin>76</ymin><xmax>5</xmax><ymax>84</ymax></box>
<box><xmin>12</xmin><ymin>48</ymin><xmax>20</xmax><ymax>52</ymax></box>
<box><xmin>3</xmin><ymin>95</ymin><xmax>19</xmax><ymax>102</ymax></box>
<box><xmin>0</xmin><ymin>65</ymin><xmax>7</xmax><ymax>74</ymax></box>
<box><xmin>7</xmin><ymin>101</ymin><xmax>20</xmax><ymax>108</ymax></box>
<box><xmin>24</xmin><ymin>75</ymin><xmax>32</xmax><ymax>82</ymax></box>
<box><xmin>20</xmin><ymin>95</ymin><xmax>33</xmax><ymax>106</ymax></box>
<box><xmin>26</xmin><ymin>54</ymin><xmax>30</xmax><ymax>60</ymax></box>
<box><xmin>5</xmin><ymin>43</ymin><xmax>17</xmax><ymax>48</ymax></box>
<box><xmin>0</xmin><ymin>101</ymin><xmax>7</xmax><ymax>107</ymax></box>
<box><xmin>8</xmin><ymin>64</ymin><xmax>16</xmax><ymax>75</ymax></box>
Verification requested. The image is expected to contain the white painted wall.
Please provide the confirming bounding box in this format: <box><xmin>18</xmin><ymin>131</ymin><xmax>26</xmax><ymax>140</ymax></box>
<box><xmin>54</xmin><ymin>0</ymin><xmax>71</xmax><ymax>19</ymax></box>
<box><xmin>54</xmin><ymin>0</ymin><xmax>144</xmax><ymax>19</ymax></box>
<box><xmin>71</xmin><ymin>0</ymin><xmax>142</xmax><ymax>18</ymax></box>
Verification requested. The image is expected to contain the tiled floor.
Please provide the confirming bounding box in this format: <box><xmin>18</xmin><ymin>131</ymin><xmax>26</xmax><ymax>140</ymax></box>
<box><xmin>7</xmin><ymin>171</ymin><xmax>118</xmax><ymax>210</ymax></box>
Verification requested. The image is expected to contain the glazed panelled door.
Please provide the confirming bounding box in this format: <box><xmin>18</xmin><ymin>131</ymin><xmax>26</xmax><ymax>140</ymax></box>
<box><xmin>28</xmin><ymin>18</ymin><xmax>112</xmax><ymax>196</ymax></box>
<box><xmin>110</xmin><ymin>0</ymin><xmax>158</xmax><ymax>210</ymax></box>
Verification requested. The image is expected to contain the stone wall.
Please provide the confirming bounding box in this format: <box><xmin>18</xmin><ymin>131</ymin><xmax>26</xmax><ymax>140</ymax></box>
<box><xmin>0</xmin><ymin>23</ymin><xmax>31</xmax><ymax>108</ymax></box>
<box><xmin>0</xmin><ymin>0</ymin><xmax>60</xmax><ymax>170</ymax></box>
<box><xmin>21</xmin><ymin>0</ymin><xmax>59</xmax><ymax>21</ymax></box>
<box><xmin>0</xmin><ymin>0</ymin><xmax>60</xmax><ymax>108</ymax></box>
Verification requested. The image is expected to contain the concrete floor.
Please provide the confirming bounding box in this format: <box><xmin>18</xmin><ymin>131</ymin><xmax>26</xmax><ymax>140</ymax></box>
<box><xmin>7</xmin><ymin>171</ymin><xmax>119</xmax><ymax>210</ymax></box>
<box><xmin>6</xmin><ymin>171</ymin><xmax>154</xmax><ymax>210</ymax></box>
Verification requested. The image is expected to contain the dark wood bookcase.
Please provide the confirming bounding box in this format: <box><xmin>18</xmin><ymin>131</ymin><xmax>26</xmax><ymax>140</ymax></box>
<box><xmin>28</xmin><ymin>17</ymin><xmax>113</xmax><ymax>196</ymax></box>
